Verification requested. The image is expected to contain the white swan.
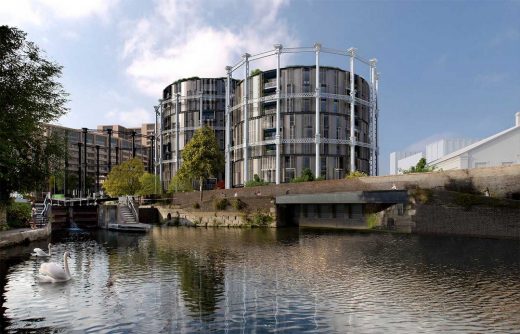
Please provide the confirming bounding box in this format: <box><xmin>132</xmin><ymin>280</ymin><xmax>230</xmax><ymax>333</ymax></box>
<box><xmin>38</xmin><ymin>251</ymin><xmax>72</xmax><ymax>283</ymax></box>
<box><xmin>32</xmin><ymin>243</ymin><xmax>52</xmax><ymax>257</ymax></box>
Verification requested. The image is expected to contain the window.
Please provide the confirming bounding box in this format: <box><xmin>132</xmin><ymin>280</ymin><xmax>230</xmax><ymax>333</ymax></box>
<box><xmin>303</xmin><ymin>156</ymin><xmax>310</xmax><ymax>169</ymax></box>
<box><xmin>333</xmin><ymin>100</ymin><xmax>338</xmax><ymax>113</ymax></box>
<box><xmin>303</xmin><ymin>99</ymin><xmax>310</xmax><ymax>112</ymax></box>
<box><xmin>474</xmin><ymin>162</ymin><xmax>487</xmax><ymax>168</ymax></box>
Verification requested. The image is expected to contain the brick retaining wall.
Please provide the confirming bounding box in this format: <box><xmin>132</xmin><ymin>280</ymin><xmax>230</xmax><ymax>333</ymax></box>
<box><xmin>413</xmin><ymin>204</ymin><xmax>520</xmax><ymax>239</ymax></box>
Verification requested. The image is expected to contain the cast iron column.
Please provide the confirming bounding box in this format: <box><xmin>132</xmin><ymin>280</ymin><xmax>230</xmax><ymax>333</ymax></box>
<box><xmin>95</xmin><ymin>145</ymin><xmax>100</xmax><ymax>193</ymax></box>
<box><xmin>107</xmin><ymin>128</ymin><xmax>112</xmax><ymax>172</ymax></box>
<box><xmin>348</xmin><ymin>48</ymin><xmax>357</xmax><ymax>174</ymax></box>
<box><xmin>225</xmin><ymin>66</ymin><xmax>232</xmax><ymax>189</ymax></box>
<box><xmin>131</xmin><ymin>131</ymin><xmax>136</xmax><ymax>158</ymax></box>
<box><xmin>314</xmin><ymin>43</ymin><xmax>321</xmax><ymax>178</ymax></box>
<box><xmin>275</xmin><ymin>44</ymin><xmax>282</xmax><ymax>184</ymax></box>
<box><xmin>175</xmin><ymin>93</ymin><xmax>180</xmax><ymax>172</ymax></box>
<box><xmin>77</xmin><ymin>142</ymin><xmax>82</xmax><ymax>197</ymax></box>
<box><xmin>243</xmin><ymin>53</ymin><xmax>250</xmax><ymax>184</ymax></box>
<box><xmin>82</xmin><ymin>128</ymin><xmax>88</xmax><ymax>196</ymax></box>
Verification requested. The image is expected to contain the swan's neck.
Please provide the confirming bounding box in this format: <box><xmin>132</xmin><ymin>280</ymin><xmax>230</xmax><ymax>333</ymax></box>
<box><xmin>48</xmin><ymin>245</ymin><xmax>52</xmax><ymax>256</ymax></box>
<box><xmin>63</xmin><ymin>254</ymin><xmax>70</xmax><ymax>278</ymax></box>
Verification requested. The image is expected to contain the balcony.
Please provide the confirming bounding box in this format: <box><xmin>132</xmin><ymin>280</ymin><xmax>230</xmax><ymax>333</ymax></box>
<box><xmin>263</xmin><ymin>128</ymin><xmax>276</xmax><ymax>141</ymax></box>
<box><xmin>264</xmin><ymin>80</ymin><xmax>276</xmax><ymax>90</ymax></box>
<box><xmin>263</xmin><ymin>106</ymin><xmax>276</xmax><ymax>115</ymax></box>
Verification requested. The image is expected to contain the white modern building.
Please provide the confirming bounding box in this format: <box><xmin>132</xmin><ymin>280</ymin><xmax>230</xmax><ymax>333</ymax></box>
<box><xmin>429</xmin><ymin>113</ymin><xmax>520</xmax><ymax>170</ymax></box>
<box><xmin>389</xmin><ymin>151</ymin><xmax>423</xmax><ymax>175</ymax></box>
<box><xmin>389</xmin><ymin>137</ymin><xmax>477</xmax><ymax>174</ymax></box>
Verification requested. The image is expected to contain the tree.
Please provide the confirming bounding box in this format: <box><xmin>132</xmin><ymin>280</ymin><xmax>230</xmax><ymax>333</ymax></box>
<box><xmin>168</xmin><ymin>174</ymin><xmax>193</xmax><ymax>193</ymax></box>
<box><xmin>103</xmin><ymin>158</ymin><xmax>145</xmax><ymax>196</ymax></box>
<box><xmin>402</xmin><ymin>158</ymin><xmax>436</xmax><ymax>174</ymax></box>
<box><xmin>138</xmin><ymin>172</ymin><xmax>161</xmax><ymax>196</ymax></box>
<box><xmin>0</xmin><ymin>26</ymin><xmax>68</xmax><ymax>227</ymax></box>
<box><xmin>176</xmin><ymin>126</ymin><xmax>224</xmax><ymax>201</ymax></box>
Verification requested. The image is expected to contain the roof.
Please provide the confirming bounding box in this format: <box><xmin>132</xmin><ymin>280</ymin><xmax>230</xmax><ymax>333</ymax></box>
<box><xmin>430</xmin><ymin>125</ymin><xmax>520</xmax><ymax>165</ymax></box>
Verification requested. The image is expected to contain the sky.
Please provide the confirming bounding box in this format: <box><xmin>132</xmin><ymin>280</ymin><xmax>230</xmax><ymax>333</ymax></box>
<box><xmin>1</xmin><ymin>0</ymin><xmax>519</xmax><ymax>175</ymax></box>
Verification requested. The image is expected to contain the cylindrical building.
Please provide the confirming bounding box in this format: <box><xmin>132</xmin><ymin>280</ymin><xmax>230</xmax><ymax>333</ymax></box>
<box><xmin>160</xmin><ymin>77</ymin><xmax>235</xmax><ymax>188</ymax></box>
<box><xmin>158</xmin><ymin>44</ymin><xmax>379</xmax><ymax>189</ymax></box>
<box><xmin>231</xmin><ymin>66</ymin><xmax>372</xmax><ymax>186</ymax></box>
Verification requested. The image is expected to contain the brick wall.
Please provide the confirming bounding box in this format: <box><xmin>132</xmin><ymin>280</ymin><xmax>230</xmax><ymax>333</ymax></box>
<box><xmin>413</xmin><ymin>204</ymin><xmax>520</xmax><ymax>239</ymax></box>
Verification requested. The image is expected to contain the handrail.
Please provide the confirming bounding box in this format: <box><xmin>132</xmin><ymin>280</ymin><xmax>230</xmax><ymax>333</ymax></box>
<box><xmin>127</xmin><ymin>196</ymin><xmax>139</xmax><ymax>223</ymax></box>
<box><xmin>40</xmin><ymin>193</ymin><xmax>50</xmax><ymax>216</ymax></box>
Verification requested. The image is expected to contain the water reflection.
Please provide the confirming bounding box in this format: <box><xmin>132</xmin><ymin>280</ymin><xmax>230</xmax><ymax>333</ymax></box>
<box><xmin>2</xmin><ymin>228</ymin><xmax>520</xmax><ymax>333</ymax></box>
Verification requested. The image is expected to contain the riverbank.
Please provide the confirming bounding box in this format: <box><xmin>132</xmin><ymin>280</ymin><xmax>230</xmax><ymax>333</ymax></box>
<box><xmin>150</xmin><ymin>165</ymin><xmax>520</xmax><ymax>239</ymax></box>
<box><xmin>0</xmin><ymin>225</ymin><xmax>51</xmax><ymax>249</ymax></box>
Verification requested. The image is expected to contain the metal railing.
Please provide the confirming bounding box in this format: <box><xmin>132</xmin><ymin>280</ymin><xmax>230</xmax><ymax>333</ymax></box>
<box><xmin>124</xmin><ymin>196</ymin><xmax>139</xmax><ymax>223</ymax></box>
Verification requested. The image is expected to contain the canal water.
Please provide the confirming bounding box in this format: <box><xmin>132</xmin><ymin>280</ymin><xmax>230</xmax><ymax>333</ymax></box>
<box><xmin>1</xmin><ymin>227</ymin><xmax>520</xmax><ymax>333</ymax></box>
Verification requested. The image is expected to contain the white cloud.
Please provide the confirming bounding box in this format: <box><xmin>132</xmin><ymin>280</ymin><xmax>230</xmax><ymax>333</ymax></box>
<box><xmin>122</xmin><ymin>0</ymin><xmax>298</xmax><ymax>97</ymax></box>
<box><xmin>0</xmin><ymin>0</ymin><xmax>119</xmax><ymax>26</ymax></box>
<box><xmin>105</xmin><ymin>108</ymin><xmax>153</xmax><ymax>127</ymax></box>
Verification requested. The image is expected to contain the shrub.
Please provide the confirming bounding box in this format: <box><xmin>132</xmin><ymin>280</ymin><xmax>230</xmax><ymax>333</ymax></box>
<box><xmin>213</xmin><ymin>198</ymin><xmax>229</xmax><ymax>210</ymax></box>
<box><xmin>366</xmin><ymin>213</ymin><xmax>378</xmax><ymax>229</ymax></box>
<box><xmin>231</xmin><ymin>198</ymin><xmax>247</xmax><ymax>211</ymax></box>
<box><xmin>247</xmin><ymin>211</ymin><xmax>273</xmax><ymax>227</ymax></box>
<box><xmin>291</xmin><ymin>168</ymin><xmax>315</xmax><ymax>183</ymax></box>
<box><xmin>411</xmin><ymin>188</ymin><xmax>433</xmax><ymax>204</ymax></box>
<box><xmin>7</xmin><ymin>201</ymin><xmax>31</xmax><ymax>229</ymax></box>
<box><xmin>245</xmin><ymin>174</ymin><xmax>269</xmax><ymax>187</ymax></box>
<box><xmin>346</xmin><ymin>171</ymin><xmax>368</xmax><ymax>179</ymax></box>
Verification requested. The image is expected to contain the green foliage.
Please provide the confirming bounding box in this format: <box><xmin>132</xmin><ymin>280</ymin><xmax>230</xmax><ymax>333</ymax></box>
<box><xmin>213</xmin><ymin>198</ymin><xmax>229</xmax><ymax>210</ymax></box>
<box><xmin>346</xmin><ymin>171</ymin><xmax>368</xmax><ymax>179</ymax></box>
<box><xmin>6</xmin><ymin>201</ymin><xmax>31</xmax><ymax>229</ymax></box>
<box><xmin>175</xmin><ymin>126</ymin><xmax>224</xmax><ymax>201</ymax></box>
<box><xmin>250</xmin><ymin>69</ymin><xmax>262</xmax><ymax>76</ymax></box>
<box><xmin>402</xmin><ymin>158</ymin><xmax>436</xmax><ymax>174</ymax></box>
<box><xmin>168</xmin><ymin>174</ymin><xmax>193</xmax><ymax>193</ymax></box>
<box><xmin>138</xmin><ymin>172</ymin><xmax>160</xmax><ymax>196</ymax></box>
<box><xmin>103</xmin><ymin>158</ymin><xmax>145</xmax><ymax>196</ymax></box>
<box><xmin>412</xmin><ymin>188</ymin><xmax>433</xmax><ymax>204</ymax></box>
<box><xmin>247</xmin><ymin>211</ymin><xmax>273</xmax><ymax>227</ymax></box>
<box><xmin>291</xmin><ymin>168</ymin><xmax>315</xmax><ymax>183</ymax></box>
<box><xmin>366</xmin><ymin>213</ymin><xmax>378</xmax><ymax>229</ymax></box>
<box><xmin>245</xmin><ymin>174</ymin><xmax>269</xmax><ymax>187</ymax></box>
<box><xmin>231</xmin><ymin>198</ymin><xmax>247</xmax><ymax>211</ymax></box>
<box><xmin>0</xmin><ymin>26</ymin><xmax>68</xmax><ymax>204</ymax></box>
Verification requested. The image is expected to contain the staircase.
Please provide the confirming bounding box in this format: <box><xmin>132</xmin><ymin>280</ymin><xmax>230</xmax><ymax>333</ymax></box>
<box><xmin>119</xmin><ymin>205</ymin><xmax>137</xmax><ymax>224</ymax></box>
<box><xmin>34</xmin><ymin>202</ymin><xmax>49</xmax><ymax>227</ymax></box>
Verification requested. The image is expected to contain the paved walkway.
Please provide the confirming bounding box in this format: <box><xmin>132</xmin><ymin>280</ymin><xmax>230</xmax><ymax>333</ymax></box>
<box><xmin>0</xmin><ymin>226</ymin><xmax>50</xmax><ymax>248</ymax></box>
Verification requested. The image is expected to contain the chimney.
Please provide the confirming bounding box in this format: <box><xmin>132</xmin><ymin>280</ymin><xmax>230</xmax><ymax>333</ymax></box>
<box><xmin>517</xmin><ymin>112</ymin><xmax>520</xmax><ymax>127</ymax></box>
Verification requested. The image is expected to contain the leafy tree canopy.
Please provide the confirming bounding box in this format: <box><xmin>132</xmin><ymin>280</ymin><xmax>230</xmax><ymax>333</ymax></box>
<box><xmin>103</xmin><ymin>158</ymin><xmax>145</xmax><ymax>196</ymax></box>
<box><xmin>138</xmin><ymin>172</ymin><xmax>161</xmax><ymax>196</ymax></box>
<box><xmin>0</xmin><ymin>26</ymin><xmax>68</xmax><ymax>204</ymax></box>
<box><xmin>402</xmin><ymin>158</ymin><xmax>436</xmax><ymax>174</ymax></box>
<box><xmin>175</xmin><ymin>126</ymin><xmax>224</xmax><ymax>201</ymax></box>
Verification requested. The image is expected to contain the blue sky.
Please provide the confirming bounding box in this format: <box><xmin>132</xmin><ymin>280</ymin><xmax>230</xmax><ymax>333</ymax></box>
<box><xmin>2</xmin><ymin>0</ymin><xmax>519</xmax><ymax>175</ymax></box>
